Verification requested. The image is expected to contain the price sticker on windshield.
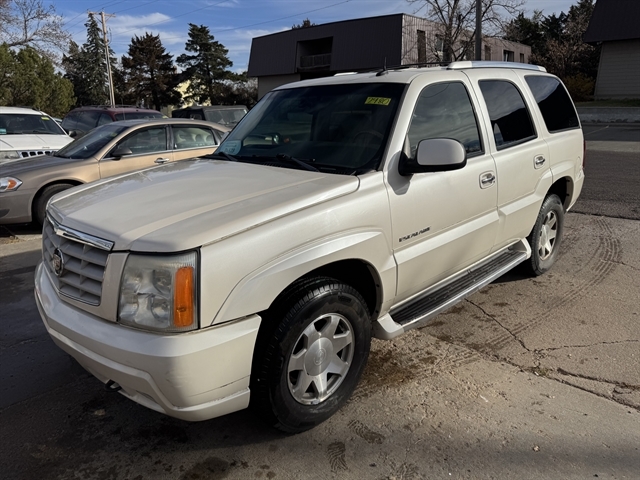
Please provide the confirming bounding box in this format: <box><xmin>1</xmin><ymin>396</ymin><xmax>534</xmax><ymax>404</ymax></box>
<box><xmin>365</xmin><ymin>97</ymin><xmax>391</xmax><ymax>106</ymax></box>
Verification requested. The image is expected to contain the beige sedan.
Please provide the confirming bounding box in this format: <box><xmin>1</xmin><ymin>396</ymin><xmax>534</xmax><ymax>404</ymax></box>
<box><xmin>0</xmin><ymin>118</ymin><xmax>229</xmax><ymax>225</ymax></box>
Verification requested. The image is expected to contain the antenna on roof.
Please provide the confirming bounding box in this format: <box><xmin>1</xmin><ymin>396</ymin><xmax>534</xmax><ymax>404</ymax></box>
<box><xmin>376</xmin><ymin>57</ymin><xmax>388</xmax><ymax>76</ymax></box>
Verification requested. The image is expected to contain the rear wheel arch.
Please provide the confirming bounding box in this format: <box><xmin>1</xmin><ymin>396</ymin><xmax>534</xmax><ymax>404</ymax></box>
<box><xmin>548</xmin><ymin>176</ymin><xmax>573</xmax><ymax>210</ymax></box>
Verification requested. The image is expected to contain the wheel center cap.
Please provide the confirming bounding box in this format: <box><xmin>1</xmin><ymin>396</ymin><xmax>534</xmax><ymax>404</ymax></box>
<box><xmin>314</xmin><ymin>348</ymin><xmax>327</xmax><ymax>366</ymax></box>
<box><xmin>305</xmin><ymin>338</ymin><xmax>334</xmax><ymax>376</ymax></box>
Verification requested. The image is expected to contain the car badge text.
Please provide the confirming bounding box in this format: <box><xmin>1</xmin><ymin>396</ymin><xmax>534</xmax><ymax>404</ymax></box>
<box><xmin>399</xmin><ymin>227</ymin><xmax>431</xmax><ymax>243</ymax></box>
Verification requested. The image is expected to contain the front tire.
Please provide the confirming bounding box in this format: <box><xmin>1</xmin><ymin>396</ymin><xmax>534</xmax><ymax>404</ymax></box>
<box><xmin>34</xmin><ymin>183</ymin><xmax>74</xmax><ymax>226</ymax></box>
<box><xmin>525</xmin><ymin>194</ymin><xmax>564</xmax><ymax>276</ymax></box>
<box><xmin>250</xmin><ymin>277</ymin><xmax>371</xmax><ymax>433</ymax></box>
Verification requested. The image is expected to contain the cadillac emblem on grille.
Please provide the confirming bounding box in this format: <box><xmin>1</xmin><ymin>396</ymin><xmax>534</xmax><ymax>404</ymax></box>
<box><xmin>51</xmin><ymin>248</ymin><xmax>65</xmax><ymax>277</ymax></box>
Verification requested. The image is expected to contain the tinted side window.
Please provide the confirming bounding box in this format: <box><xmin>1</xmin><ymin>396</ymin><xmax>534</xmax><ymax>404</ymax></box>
<box><xmin>76</xmin><ymin>111</ymin><xmax>101</xmax><ymax>132</ymax></box>
<box><xmin>173</xmin><ymin>126</ymin><xmax>218</xmax><ymax>149</ymax></box>
<box><xmin>479</xmin><ymin>80</ymin><xmax>536</xmax><ymax>149</ymax></box>
<box><xmin>117</xmin><ymin>127</ymin><xmax>167</xmax><ymax>155</ymax></box>
<box><xmin>97</xmin><ymin>113</ymin><xmax>112</xmax><ymax>126</ymax></box>
<box><xmin>525</xmin><ymin>76</ymin><xmax>579</xmax><ymax>132</ymax></box>
<box><xmin>407</xmin><ymin>82</ymin><xmax>482</xmax><ymax>157</ymax></box>
<box><xmin>61</xmin><ymin>112</ymin><xmax>78</xmax><ymax>130</ymax></box>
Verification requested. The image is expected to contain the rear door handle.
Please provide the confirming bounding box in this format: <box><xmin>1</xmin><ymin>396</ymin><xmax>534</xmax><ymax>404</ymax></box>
<box><xmin>480</xmin><ymin>172</ymin><xmax>496</xmax><ymax>189</ymax></box>
<box><xmin>534</xmin><ymin>155</ymin><xmax>546</xmax><ymax>168</ymax></box>
<box><xmin>155</xmin><ymin>157</ymin><xmax>170</xmax><ymax>164</ymax></box>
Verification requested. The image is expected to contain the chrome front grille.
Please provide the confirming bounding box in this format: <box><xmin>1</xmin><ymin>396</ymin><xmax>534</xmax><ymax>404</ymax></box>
<box><xmin>42</xmin><ymin>218</ymin><xmax>112</xmax><ymax>306</ymax></box>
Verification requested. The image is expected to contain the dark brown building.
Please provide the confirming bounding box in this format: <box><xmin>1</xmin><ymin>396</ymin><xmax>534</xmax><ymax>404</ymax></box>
<box><xmin>248</xmin><ymin>13</ymin><xmax>531</xmax><ymax>98</ymax></box>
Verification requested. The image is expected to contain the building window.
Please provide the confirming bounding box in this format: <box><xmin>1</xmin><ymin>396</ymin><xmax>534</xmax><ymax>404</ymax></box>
<box><xmin>520</xmin><ymin>53</ymin><xmax>525</xmax><ymax>63</ymax></box>
<box><xmin>503</xmin><ymin>50</ymin><xmax>514</xmax><ymax>62</ymax></box>
<box><xmin>484</xmin><ymin>45</ymin><xmax>491</xmax><ymax>61</ymax></box>
<box><xmin>417</xmin><ymin>30</ymin><xmax>426</xmax><ymax>64</ymax></box>
<box><xmin>435</xmin><ymin>34</ymin><xmax>444</xmax><ymax>53</ymax></box>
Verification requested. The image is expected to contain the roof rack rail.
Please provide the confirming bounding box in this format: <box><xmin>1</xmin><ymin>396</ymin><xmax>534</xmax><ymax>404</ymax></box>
<box><xmin>364</xmin><ymin>61</ymin><xmax>448</xmax><ymax>75</ymax></box>
<box><xmin>72</xmin><ymin>104</ymin><xmax>143</xmax><ymax>109</ymax></box>
<box><xmin>447</xmin><ymin>61</ymin><xmax>547</xmax><ymax>72</ymax></box>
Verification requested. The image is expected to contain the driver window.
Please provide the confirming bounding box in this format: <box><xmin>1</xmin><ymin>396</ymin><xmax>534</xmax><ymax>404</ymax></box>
<box><xmin>116</xmin><ymin>127</ymin><xmax>167</xmax><ymax>156</ymax></box>
<box><xmin>407</xmin><ymin>82</ymin><xmax>482</xmax><ymax>158</ymax></box>
<box><xmin>97</xmin><ymin>113</ymin><xmax>112</xmax><ymax>126</ymax></box>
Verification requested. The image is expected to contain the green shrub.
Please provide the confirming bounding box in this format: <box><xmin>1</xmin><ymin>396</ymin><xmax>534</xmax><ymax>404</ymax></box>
<box><xmin>563</xmin><ymin>74</ymin><xmax>595</xmax><ymax>102</ymax></box>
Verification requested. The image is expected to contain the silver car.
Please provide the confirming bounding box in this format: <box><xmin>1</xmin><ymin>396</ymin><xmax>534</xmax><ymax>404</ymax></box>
<box><xmin>0</xmin><ymin>118</ymin><xmax>229</xmax><ymax>225</ymax></box>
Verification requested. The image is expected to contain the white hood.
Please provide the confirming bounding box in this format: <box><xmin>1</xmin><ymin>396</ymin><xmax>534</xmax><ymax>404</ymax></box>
<box><xmin>49</xmin><ymin>159</ymin><xmax>360</xmax><ymax>252</ymax></box>
<box><xmin>0</xmin><ymin>134</ymin><xmax>72</xmax><ymax>151</ymax></box>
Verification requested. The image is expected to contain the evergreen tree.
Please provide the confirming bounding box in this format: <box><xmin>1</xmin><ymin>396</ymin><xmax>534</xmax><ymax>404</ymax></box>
<box><xmin>121</xmin><ymin>33</ymin><xmax>181</xmax><ymax>110</ymax></box>
<box><xmin>62</xmin><ymin>14</ymin><xmax>120</xmax><ymax>106</ymax></box>
<box><xmin>177</xmin><ymin>24</ymin><xmax>234</xmax><ymax>105</ymax></box>
<box><xmin>0</xmin><ymin>43</ymin><xmax>75</xmax><ymax>116</ymax></box>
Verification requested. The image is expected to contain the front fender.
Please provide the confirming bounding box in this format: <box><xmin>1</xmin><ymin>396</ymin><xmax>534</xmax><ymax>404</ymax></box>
<box><xmin>209</xmin><ymin>228</ymin><xmax>396</xmax><ymax>325</ymax></box>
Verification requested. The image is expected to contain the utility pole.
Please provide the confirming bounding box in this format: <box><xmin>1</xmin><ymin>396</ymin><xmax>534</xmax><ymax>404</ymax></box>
<box><xmin>475</xmin><ymin>0</ymin><xmax>482</xmax><ymax>60</ymax></box>
<box><xmin>89</xmin><ymin>11</ymin><xmax>116</xmax><ymax>107</ymax></box>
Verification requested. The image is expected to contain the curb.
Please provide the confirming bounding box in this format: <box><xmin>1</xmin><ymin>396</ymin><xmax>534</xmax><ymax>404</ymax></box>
<box><xmin>577</xmin><ymin>107</ymin><xmax>640</xmax><ymax>124</ymax></box>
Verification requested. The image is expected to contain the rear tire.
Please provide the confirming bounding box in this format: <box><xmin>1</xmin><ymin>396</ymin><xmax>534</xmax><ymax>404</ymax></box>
<box><xmin>525</xmin><ymin>194</ymin><xmax>564</xmax><ymax>276</ymax></box>
<box><xmin>250</xmin><ymin>277</ymin><xmax>371</xmax><ymax>433</ymax></box>
<box><xmin>34</xmin><ymin>184</ymin><xmax>74</xmax><ymax>226</ymax></box>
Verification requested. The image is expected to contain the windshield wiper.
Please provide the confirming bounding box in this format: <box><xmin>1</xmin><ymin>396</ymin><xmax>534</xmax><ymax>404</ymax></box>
<box><xmin>208</xmin><ymin>151</ymin><xmax>238</xmax><ymax>162</ymax></box>
<box><xmin>274</xmin><ymin>153</ymin><xmax>319</xmax><ymax>172</ymax></box>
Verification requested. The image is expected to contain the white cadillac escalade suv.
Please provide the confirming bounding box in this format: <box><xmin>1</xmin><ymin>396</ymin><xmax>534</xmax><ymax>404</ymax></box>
<box><xmin>35</xmin><ymin>62</ymin><xmax>584</xmax><ymax>432</ymax></box>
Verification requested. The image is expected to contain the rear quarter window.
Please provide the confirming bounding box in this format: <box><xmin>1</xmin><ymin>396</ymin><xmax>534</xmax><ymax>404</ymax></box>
<box><xmin>525</xmin><ymin>76</ymin><xmax>580</xmax><ymax>133</ymax></box>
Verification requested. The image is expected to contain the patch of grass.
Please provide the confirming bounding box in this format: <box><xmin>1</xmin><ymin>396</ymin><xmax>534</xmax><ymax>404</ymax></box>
<box><xmin>576</xmin><ymin>99</ymin><xmax>640</xmax><ymax>107</ymax></box>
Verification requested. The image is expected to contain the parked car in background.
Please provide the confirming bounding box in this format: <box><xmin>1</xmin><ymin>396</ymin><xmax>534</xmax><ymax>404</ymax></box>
<box><xmin>0</xmin><ymin>118</ymin><xmax>229</xmax><ymax>225</ymax></box>
<box><xmin>0</xmin><ymin>107</ymin><xmax>73</xmax><ymax>163</ymax></box>
<box><xmin>61</xmin><ymin>105</ymin><xmax>165</xmax><ymax>138</ymax></box>
<box><xmin>172</xmin><ymin>104</ymin><xmax>248</xmax><ymax>127</ymax></box>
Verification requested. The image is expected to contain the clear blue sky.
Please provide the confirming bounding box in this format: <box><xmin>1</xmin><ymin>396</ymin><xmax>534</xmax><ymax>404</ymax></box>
<box><xmin>54</xmin><ymin>0</ymin><xmax>578</xmax><ymax>72</ymax></box>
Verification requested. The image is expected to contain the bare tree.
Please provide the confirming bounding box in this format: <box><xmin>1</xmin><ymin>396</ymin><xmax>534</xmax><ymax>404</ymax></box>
<box><xmin>0</xmin><ymin>0</ymin><xmax>70</xmax><ymax>64</ymax></box>
<box><xmin>407</xmin><ymin>0</ymin><xmax>524</xmax><ymax>62</ymax></box>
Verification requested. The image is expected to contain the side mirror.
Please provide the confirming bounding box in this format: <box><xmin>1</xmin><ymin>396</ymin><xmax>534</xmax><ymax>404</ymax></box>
<box><xmin>110</xmin><ymin>146</ymin><xmax>133</xmax><ymax>159</ymax></box>
<box><xmin>69</xmin><ymin>130</ymin><xmax>78</xmax><ymax>138</ymax></box>
<box><xmin>399</xmin><ymin>138</ymin><xmax>467</xmax><ymax>176</ymax></box>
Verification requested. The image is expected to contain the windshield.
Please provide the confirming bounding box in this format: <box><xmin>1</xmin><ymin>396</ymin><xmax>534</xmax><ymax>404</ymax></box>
<box><xmin>114</xmin><ymin>112</ymin><xmax>164</xmax><ymax>121</ymax></box>
<box><xmin>0</xmin><ymin>113</ymin><xmax>66</xmax><ymax>135</ymax></box>
<box><xmin>217</xmin><ymin>83</ymin><xmax>405</xmax><ymax>174</ymax></box>
<box><xmin>55</xmin><ymin>124</ymin><xmax>128</xmax><ymax>159</ymax></box>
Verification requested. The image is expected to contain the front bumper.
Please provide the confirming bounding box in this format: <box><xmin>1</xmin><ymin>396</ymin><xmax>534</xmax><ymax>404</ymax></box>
<box><xmin>0</xmin><ymin>188</ymin><xmax>35</xmax><ymax>224</ymax></box>
<box><xmin>35</xmin><ymin>262</ymin><xmax>261</xmax><ymax>421</ymax></box>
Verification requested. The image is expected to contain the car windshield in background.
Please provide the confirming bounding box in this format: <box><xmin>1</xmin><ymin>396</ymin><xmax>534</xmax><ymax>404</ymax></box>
<box><xmin>0</xmin><ymin>114</ymin><xmax>65</xmax><ymax>135</ymax></box>
<box><xmin>217</xmin><ymin>83</ymin><xmax>405</xmax><ymax>174</ymax></box>
<box><xmin>114</xmin><ymin>112</ymin><xmax>164</xmax><ymax>121</ymax></box>
<box><xmin>55</xmin><ymin>124</ymin><xmax>128</xmax><ymax>159</ymax></box>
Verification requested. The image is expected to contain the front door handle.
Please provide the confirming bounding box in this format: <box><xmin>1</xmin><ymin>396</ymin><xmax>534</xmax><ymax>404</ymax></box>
<box><xmin>480</xmin><ymin>172</ymin><xmax>496</xmax><ymax>189</ymax></box>
<box><xmin>534</xmin><ymin>155</ymin><xmax>546</xmax><ymax>168</ymax></box>
<box><xmin>155</xmin><ymin>157</ymin><xmax>170</xmax><ymax>164</ymax></box>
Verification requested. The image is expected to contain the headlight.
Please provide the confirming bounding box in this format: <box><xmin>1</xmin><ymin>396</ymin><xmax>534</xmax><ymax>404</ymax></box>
<box><xmin>0</xmin><ymin>177</ymin><xmax>23</xmax><ymax>192</ymax></box>
<box><xmin>119</xmin><ymin>252</ymin><xmax>198</xmax><ymax>332</ymax></box>
<box><xmin>0</xmin><ymin>150</ymin><xmax>21</xmax><ymax>160</ymax></box>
